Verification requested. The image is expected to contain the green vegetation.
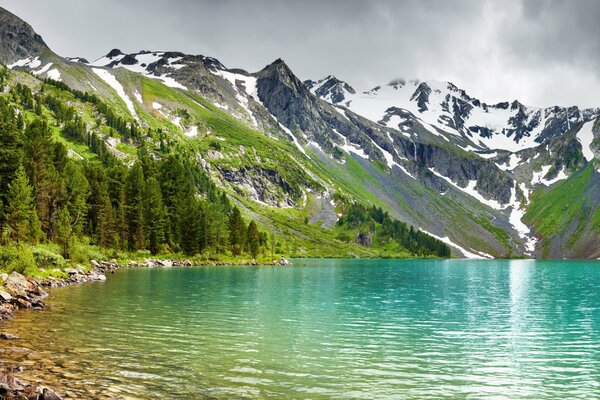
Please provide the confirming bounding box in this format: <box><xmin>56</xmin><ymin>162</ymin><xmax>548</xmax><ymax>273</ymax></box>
<box><xmin>0</xmin><ymin>67</ymin><xmax>281</xmax><ymax>279</ymax></box>
<box><xmin>0</xmin><ymin>63</ymin><xmax>454</xmax><ymax>281</ymax></box>
<box><xmin>524</xmin><ymin>162</ymin><xmax>598</xmax><ymax>249</ymax></box>
<box><xmin>336</xmin><ymin>203</ymin><xmax>450</xmax><ymax>257</ymax></box>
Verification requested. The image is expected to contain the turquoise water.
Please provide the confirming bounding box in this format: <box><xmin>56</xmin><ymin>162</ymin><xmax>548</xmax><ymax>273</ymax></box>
<box><xmin>1</xmin><ymin>259</ymin><xmax>600</xmax><ymax>399</ymax></box>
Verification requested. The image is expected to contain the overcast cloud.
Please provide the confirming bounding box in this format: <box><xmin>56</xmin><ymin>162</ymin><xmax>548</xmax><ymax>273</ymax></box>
<box><xmin>0</xmin><ymin>0</ymin><xmax>598</xmax><ymax>107</ymax></box>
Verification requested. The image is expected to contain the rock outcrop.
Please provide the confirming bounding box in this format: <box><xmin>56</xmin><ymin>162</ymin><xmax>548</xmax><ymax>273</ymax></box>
<box><xmin>0</xmin><ymin>7</ymin><xmax>49</xmax><ymax>65</ymax></box>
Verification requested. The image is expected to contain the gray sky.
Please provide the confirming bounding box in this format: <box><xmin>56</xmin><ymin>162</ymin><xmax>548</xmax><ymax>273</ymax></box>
<box><xmin>1</xmin><ymin>0</ymin><xmax>599</xmax><ymax>108</ymax></box>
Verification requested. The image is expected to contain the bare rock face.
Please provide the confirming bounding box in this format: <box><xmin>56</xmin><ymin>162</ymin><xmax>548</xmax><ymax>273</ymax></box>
<box><xmin>0</xmin><ymin>7</ymin><xmax>49</xmax><ymax>65</ymax></box>
<box><xmin>356</xmin><ymin>231</ymin><xmax>373</xmax><ymax>247</ymax></box>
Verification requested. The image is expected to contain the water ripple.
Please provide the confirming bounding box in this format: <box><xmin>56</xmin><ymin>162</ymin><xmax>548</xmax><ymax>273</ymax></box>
<box><xmin>1</xmin><ymin>259</ymin><xmax>600</xmax><ymax>399</ymax></box>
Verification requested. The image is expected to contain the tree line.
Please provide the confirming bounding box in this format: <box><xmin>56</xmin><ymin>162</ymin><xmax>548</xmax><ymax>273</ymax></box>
<box><xmin>337</xmin><ymin>203</ymin><xmax>451</xmax><ymax>257</ymax></box>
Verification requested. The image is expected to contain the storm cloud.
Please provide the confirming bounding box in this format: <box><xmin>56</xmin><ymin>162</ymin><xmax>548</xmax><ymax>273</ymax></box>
<box><xmin>1</xmin><ymin>0</ymin><xmax>598</xmax><ymax>107</ymax></box>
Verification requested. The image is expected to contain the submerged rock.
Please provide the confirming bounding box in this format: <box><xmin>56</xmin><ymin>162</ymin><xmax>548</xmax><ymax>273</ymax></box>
<box><xmin>42</xmin><ymin>387</ymin><xmax>62</xmax><ymax>400</ymax></box>
<box><xmin>0</xmin><ymin>333</ymin><xmax>19</xmax><ymax>340</ymax></box>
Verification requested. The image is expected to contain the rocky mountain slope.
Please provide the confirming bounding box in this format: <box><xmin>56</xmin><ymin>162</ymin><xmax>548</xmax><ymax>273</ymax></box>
<box><xmin>2</xmin><ymin>6</ymin><xmax>599</xmax><ymax>258</ymax></box>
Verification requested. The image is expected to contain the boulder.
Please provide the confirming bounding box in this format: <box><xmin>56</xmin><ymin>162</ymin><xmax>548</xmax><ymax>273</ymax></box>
<box><xmin>0</xmin><ymin>333</ymin><xmax>19</xmax><ymax>340</ymax></box>
<box><xmin>15</xmin><ymin>299</ymin><xmax>31</xmax><ymax>309</ymax></box>
<box><xmin>63</xmin><ymin>268</ymin><xmax>80</xmax><ymax>276</ymax></box>
<box><xmin>4</xmin><ymin>273</ymin><xmax>33</xmax><ymax>298</ymax></box>
<box><xmin>23</xmin><ymin>384</ymin><xmax>43</xmax><ymax>399</ymax></box>
<box><xmin>42</xmin><ymin>388</ymin><xmax>62</xmax><ymax>400</ymax></box>
<box><xmin>90</xmin><ymin>260</ymin><xmax>100</xmax><ymax>267</ymax></box>
<box><xmin>87</xmin><ymin>272</ymin><xmax>106</xmax><ymax>282</ymax></box>
<box><xmin>157</xmin><ymin>260</ymin><xmax>173</xmax><ymax>267</ymax></box>
<box><xmin>0</xmin><ymin>290</ymin><xmax>13</xmax><ymax>302</ymax></box>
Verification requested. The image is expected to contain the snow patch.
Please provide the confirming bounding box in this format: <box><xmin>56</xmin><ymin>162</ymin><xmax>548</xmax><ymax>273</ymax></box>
<box><xmin>133</xmin><ymin>91</ymin><xmax>143</xmax><ymax>104</ymax></box>
<box><xmin>576</xmin><ymin>121</ymin><xmax>596</xmax><ymax>162</ymax></box>
<box><xmin>497</xmin><ymin>153</ymin><xmax>522</xmax><ymax>171</ymax></box>
<box><xmin>272</xmin><ymin>116</ymin><xmax>306</xmax><ymax>156</ymax></box>
<box><xmin>33</xmin><ymin>63</ymin><xmax>53</xmax><ymax>76</ymax></box>
<box><xmin>335</xmin><ymin>129</ymin><xmax>368</xmax><ymax>160</ymax></box>
<box><xmin>531</xmin><ymin>165</ymin><xmax>568</xmax><ymax>186</ymax></box>
<box><xmin>8</xmin><ymin>57</ymin><xmax>41</xmax><ymax>69</ymax></box>
<box><xmin>476</xmin><ymin>151</ymin><xmax>497</xmax><ymax>159</ymax></box>
<box><xmin>507</xmin><ymin>183</ymin><xmax>537</xmax><ymax>254</ymax></box>
<box><xmin>429</xmin><ymin>168</ymin><xmax>504</xmax><ymax>210</ymax></box>
<box><xmin>213</xmin><ymin>69</ymin><xmax>259</xmax><ymax>127</ymax></box>
<box><xmin>153</xmin><ymin>74</ymin><xmax>187</xmax><ymax>90</ymax></box>
<box><xmin>92</xmin><ymin>68</ymin><xmax>138</xmax><ymax>121</ymax></box>
<box><xmin>46</xmin><ymin>69</ymin><xmax>61</xmax><ymax>81</ymax></box>
<box><xmin>420</xmin><ymin>229</ymin><xmax>493</xmax><ymax>259</ymax></box>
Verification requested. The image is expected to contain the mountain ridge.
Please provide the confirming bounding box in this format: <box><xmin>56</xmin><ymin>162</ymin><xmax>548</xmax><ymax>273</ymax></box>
<box><xmin>1</xmin><ymin>6</ymin><xmax>599</xmax><ymax>259</ymax></box>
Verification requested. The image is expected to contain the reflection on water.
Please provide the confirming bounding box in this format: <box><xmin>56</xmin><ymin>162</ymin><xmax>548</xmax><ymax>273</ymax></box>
<box><xmin>0</xmin><ymin>259</ymin><xmax>600</xmax><ymax>399</ymax></box>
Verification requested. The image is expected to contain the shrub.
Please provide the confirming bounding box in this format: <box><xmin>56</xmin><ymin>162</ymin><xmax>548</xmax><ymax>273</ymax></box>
<box><xmin>0</xmin><ymin>244</ymin><xmax>37</xmax><ymax>274</ymax></box>
<box><xmin>32</xmin><ymin>247</ymin><xmax>66</xmax><ymax>269</ymax></box>
<box><xmin>69</xmin><ymin>238</ymin><xmax>110</xmax><ymax>265</ymax></box>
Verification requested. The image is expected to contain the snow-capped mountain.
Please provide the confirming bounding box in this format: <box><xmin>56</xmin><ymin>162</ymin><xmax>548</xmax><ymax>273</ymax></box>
<box><xmin>307</xmin><ymin>75</ymin><xmax>600</xmax><ymax>153</ymax></box>
<box><xmin>2</xmin><ymin>4</ymin><xmax>599</xmax><ymax>259</ymax></box>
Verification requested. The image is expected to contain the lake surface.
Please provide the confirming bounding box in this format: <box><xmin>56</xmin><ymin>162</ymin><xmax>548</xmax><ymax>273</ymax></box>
<box><xmin>1</xmin><ymin>259</ymin><xmax>600</xmax><ymax>399</ymax></box>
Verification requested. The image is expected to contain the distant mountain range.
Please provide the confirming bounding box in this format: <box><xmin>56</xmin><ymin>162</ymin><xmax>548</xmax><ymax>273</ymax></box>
<box><xmin>2</xmin><ymin>6</ymin><xmax>599</xmax><ymax>259</ymax></box>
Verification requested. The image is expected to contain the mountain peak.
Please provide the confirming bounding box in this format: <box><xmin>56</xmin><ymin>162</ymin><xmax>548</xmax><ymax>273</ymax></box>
<box><xmin>305</xmin><ymin>75</ymin><xmax>356</xmax><ymax>104</ymax></box>
<box><xmin>263</xmin><ymin>58</ymin><xmax>294</xmax><ymax>75</ymax></box>
<box><xmin>106</xmin><ymin>48</ymin><xmax>124</xmax><ymax>58</ymax></box>
<box><xmin>0</xmin><ymin>7</ymin><xmax>50</xmax><ymax>65</ymax></box>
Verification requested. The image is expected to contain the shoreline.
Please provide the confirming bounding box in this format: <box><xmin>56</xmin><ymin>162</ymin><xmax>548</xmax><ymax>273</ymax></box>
<box><xmin>0</xmin><ymin>257</ymin><xmax>290</xmax><ymax>399</ymax></box>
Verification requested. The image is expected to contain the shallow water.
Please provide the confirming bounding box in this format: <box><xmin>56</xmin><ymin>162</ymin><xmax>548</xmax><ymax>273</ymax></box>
<box><xmin>1</xmin><ymin>259</ymin><xmax>600</xmax><ymax>399</ymax></box>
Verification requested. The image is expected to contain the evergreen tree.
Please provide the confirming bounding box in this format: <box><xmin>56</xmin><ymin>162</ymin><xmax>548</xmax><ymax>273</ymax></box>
<box><xmin>5</xmin><ymin>165</ymin><xmax>41</xmax><ymax>243</ymax></box>
<box><xmin>125</xmin><ymin>163</ymin><xmax>145</xmax><ymax>250</ymax></box>
<box><xmin>179</xmin><ymin>195</ymin><xmax>201</xmax><ymax>256</ymax></box>
<box><xmin>159</xmin><ymin>156</ymin><xmax>192</xmax><ymax>248</ymax></box>
<box><xmin>97</xmin><ymin>188</ymin><xmax>116</xmax><ymax>249</ymax></box>
<box><xmin>228</xmin><ymin>206</ymin><xmax>245</xmax><ymax>256</ymax></box>
<box><xmin>55</xmin><ymin>207</ymin><xmax>73</xmax><ymax>258</ymax></box>
<box><xmin>107</xmin><ymin>165</ymin><xmax>128</xmax><ymax>250</ymax></box>
<box><xmin>23</xmin><ymin>119</ymin><xmax>63</xmax><ymax>240</ymax></box>
<box><xmin>144</xmin><ymin>177</ymin><xmax>165</xmax><ymax>255</ymax></box>
<box><xmin>63</xmin><ymin>162</ymin><xmax>90</xmax><ymax>236</ymax></box>
<box><xmin>246</xmin><ymin>220</ymin><xmax>260</xmax><ymax>259</ymax></box>
<box><xmin>0</xmin><ymin>110</ymin><xmax>22</xmax><ymax>225</ymax></box>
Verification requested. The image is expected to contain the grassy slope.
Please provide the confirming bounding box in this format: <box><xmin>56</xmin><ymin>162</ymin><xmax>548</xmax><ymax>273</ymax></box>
<box><xmin>88</xmin><ymin>71</ymin><xmax>420</xmax><ymax>258</ymax></box>
<box><xmin>524</xmin><ymin>162</ymin><xmax>600</xmax><ymax>258</ymax></box>
<box><xmin>18</xmin><ymin>64</ymin><xmax>507</xmax><ymax>259</ymax></box>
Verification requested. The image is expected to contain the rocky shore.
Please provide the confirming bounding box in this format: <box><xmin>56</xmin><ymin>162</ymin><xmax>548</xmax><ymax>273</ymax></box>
<box><xmin>0</xmin><ymin>257</ymin><xmax>290</xmax><ymax>399</ymax></box>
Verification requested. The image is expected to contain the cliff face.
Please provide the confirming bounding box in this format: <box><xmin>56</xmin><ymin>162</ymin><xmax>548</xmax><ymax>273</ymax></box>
<box><xmin>0</xmin><ymin>8</ymin><xmax>49</xmax><ymax>65</ymax></box>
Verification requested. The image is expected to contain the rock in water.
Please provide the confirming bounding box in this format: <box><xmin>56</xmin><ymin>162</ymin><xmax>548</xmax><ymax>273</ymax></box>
<box><xmin>4</xmin><ymin>273</ymin><xmax>33</xmax><ymax>297</ymax></box>
<box><xmin>0</xmin><ymin>333</ymin><xmax>19</xmax><ymax>340</ymax></box>
<box><xmin>42</xmin><ymin>387</ymin><xmax>63</xmax><ymax>400</ymax></box>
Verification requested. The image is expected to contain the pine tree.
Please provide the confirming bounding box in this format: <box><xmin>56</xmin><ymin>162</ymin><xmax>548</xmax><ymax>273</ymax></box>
<box><xmin>63</xmin><ymin>162</ymin><xmax>90</xmax><ymax>236</ymax></box>
<box><xmin>5</xmin><ymin>165</ymin><xmax>41</xmax><ymax>243</ymax></box>
<box><xmin>0</xmin><ymin>114</ymin><xmax>22</xmax><ymax>219</ymax></box>
<box><xmin>159</xmin><ymin>156</ymin><xmax>192</xmax><ymax>248</ymax></box>
<box><xmin>144</xmin><ymin>177</ymin><xmax>165</xmax><ymax>255</ymax></box>
<box><xmin>179</xmin><ymin>195</ymin><xmax>201</xmax><ymax>256</ymax></box>
<box><xmin>246</xmin><ymin>220</ymin><xmax>260</xmax><ymax>259</ymax></box>
<box><xmin>23</xmin><ymin>119</ymin><xmax>63</xmax><ymax>240</ymax></box>
<box><xmin>228</xmin><ymin>206</ymin><xmax>245</xmax><ymax>256</ymax></box>
<box><xmin>55</xmin><ymin>207</ymin><xmax>73</xmax><ymax>258</ymax></box>
<box><xmin>125</xmin><ymin>163</ymin><xmax>145</xmax><ymax>251</ymax></box>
